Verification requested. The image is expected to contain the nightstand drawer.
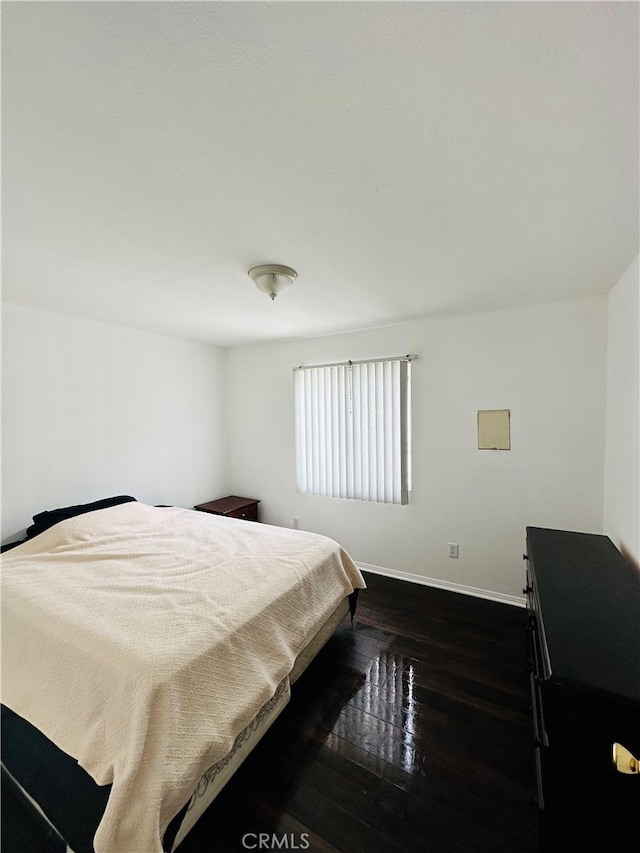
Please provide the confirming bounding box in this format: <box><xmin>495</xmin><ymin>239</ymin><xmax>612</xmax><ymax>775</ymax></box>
<box><xmin>194</xmin><ymin>495</ymin><xmax>260</xmax><ymax>521</ymax></box>
<box><xmin>225</xmin><ymin>503</ymin><xmax>258</xmax><ymax>521</ymax></box>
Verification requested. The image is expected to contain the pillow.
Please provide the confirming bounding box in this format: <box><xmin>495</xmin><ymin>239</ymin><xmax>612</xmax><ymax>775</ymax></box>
<box><xmin>26</xmin><ymin>495</ymin><xmax>137</xmax><ymax>539</ymax></box>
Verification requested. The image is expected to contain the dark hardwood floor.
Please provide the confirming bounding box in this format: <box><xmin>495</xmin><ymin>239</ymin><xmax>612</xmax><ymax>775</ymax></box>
<box><xmin>181</xmin><ymin>572</ymin><xmax>538</xmax><ymax>853</ymax></box>
<box><xmin>2</xmin><ymin>572</ymin><xmax>538</xmax><ymax>853</ymax></box>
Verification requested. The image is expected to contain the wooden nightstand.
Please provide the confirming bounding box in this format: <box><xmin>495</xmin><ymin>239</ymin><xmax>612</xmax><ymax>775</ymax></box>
<box><xmin>194</xmin><ymin>495</ymin><xmax>260</xmax><ymax>521</ymax></box>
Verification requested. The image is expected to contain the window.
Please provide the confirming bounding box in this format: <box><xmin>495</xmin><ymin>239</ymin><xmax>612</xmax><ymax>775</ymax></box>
<box><xmin>294</xmin><ymin>356</ymin><xmax>414</xmax><ymax>504</ymax></box>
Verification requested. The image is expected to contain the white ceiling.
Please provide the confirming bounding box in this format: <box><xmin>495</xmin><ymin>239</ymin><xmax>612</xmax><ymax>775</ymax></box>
<box><xmin>3</xmin><ymin>1</ymin><xmax>638</xmax><ymax>347</ymax></box>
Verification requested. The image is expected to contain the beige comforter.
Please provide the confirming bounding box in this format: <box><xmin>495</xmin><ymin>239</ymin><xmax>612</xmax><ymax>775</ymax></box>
<box><xmin>2</xmin><ymin>502</ymin><xmax>365</xmax><ymax>852</ymax></box>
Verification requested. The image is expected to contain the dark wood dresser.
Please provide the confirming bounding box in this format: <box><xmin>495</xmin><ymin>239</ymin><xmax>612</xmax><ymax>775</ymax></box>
<box><xmin>194</xmin><ymin>495</ymin><xmax>260</xmax><ymax>521</ymax></box>
<box><xmin>524</xmin><ymin>526</ymin><xmax>640</xmax><ymax>851</ymax></box>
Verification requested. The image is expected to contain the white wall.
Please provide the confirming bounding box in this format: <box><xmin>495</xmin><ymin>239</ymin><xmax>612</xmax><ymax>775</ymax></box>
<box><xmin>603</xmin><ymin>255</ymin><xmax>639</xmax><ymax>565</ymax></box>
<box><xmin>227</xmin><ymin>297</ymin><xmax>608</xmax><ymax>601</ymax></box>
<box><xmin>2</xmin><ymin>294</ymin><xmax>614</xmax><ymax>600</ymax></box>
<box><xmin>1</xmin><ymin>303</ymin><xmax>229</xmax><ymax>542</ymax></box>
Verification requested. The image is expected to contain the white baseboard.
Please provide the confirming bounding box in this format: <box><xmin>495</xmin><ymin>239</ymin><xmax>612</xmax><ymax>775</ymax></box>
<box><xmin>355</xmin><ymin>561</ymin><xmax>526</xmax><ymax>608</ymax></box>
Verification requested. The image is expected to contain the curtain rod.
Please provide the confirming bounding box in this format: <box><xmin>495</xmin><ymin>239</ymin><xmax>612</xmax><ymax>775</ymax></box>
<box><xmin>293</xmin><ymin>354</ymin><xmax>418</xmax><ymax>372</ymax></box>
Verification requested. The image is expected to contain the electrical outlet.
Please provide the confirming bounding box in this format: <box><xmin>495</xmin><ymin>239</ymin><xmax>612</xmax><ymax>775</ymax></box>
<box><xmin>448</xmin><ymin>543</ymin><xmax>459</xmax><ymax>559</ymax></box>
<box><xmin>293</xmin><ymin>517</ymin><xmax>300</xmax><ymax>529</ymax></box>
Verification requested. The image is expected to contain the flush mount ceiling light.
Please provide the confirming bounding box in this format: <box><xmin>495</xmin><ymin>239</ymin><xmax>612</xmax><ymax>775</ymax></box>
<box><xmin>248</xmin><ymin>264</ymin><xmax>298</xmax><ymax>301</ymax></box>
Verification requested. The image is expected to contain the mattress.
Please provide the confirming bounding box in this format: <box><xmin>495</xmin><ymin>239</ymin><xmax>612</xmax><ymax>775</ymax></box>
<box><xmin>2</xmin><ymin>502</ymin><xmax>365</xmax><ymax>852</ymax></box>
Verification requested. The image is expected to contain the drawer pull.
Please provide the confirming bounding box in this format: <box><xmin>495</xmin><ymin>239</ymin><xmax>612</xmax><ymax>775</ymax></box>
<box><xmin>523</xmin><ymin>585</ymin><xmax>532</xmax><ymax>594</ymax></box>
<box><xmin>523</xmin><ymin>554</ymin><xmax>529</xmax><ymax>560</ymax></box>
<box><xmin>612</xmin><ymin>743</ymin><xmax>639</xmax><ymax>774</ymax></box>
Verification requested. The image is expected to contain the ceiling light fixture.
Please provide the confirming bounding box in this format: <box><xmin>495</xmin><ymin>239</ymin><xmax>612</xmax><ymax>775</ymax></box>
<box><xmin>248</xmin><ymin>264</ymin><xmax>297</xmax><ymax>301</ymax></box>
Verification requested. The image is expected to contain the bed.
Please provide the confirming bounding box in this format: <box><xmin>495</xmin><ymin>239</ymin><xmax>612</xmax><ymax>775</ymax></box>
<box><xmin>1</xmin><ymin>497</ymin><xmax>365</xmax><ymax>852</ymax></box>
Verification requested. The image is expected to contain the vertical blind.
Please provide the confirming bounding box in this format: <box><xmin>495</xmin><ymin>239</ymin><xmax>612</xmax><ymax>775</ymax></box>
<box><xmin>294</xmin><ymin>356</ymin><xmax>414</xmax><ymax>504</ymax></box>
